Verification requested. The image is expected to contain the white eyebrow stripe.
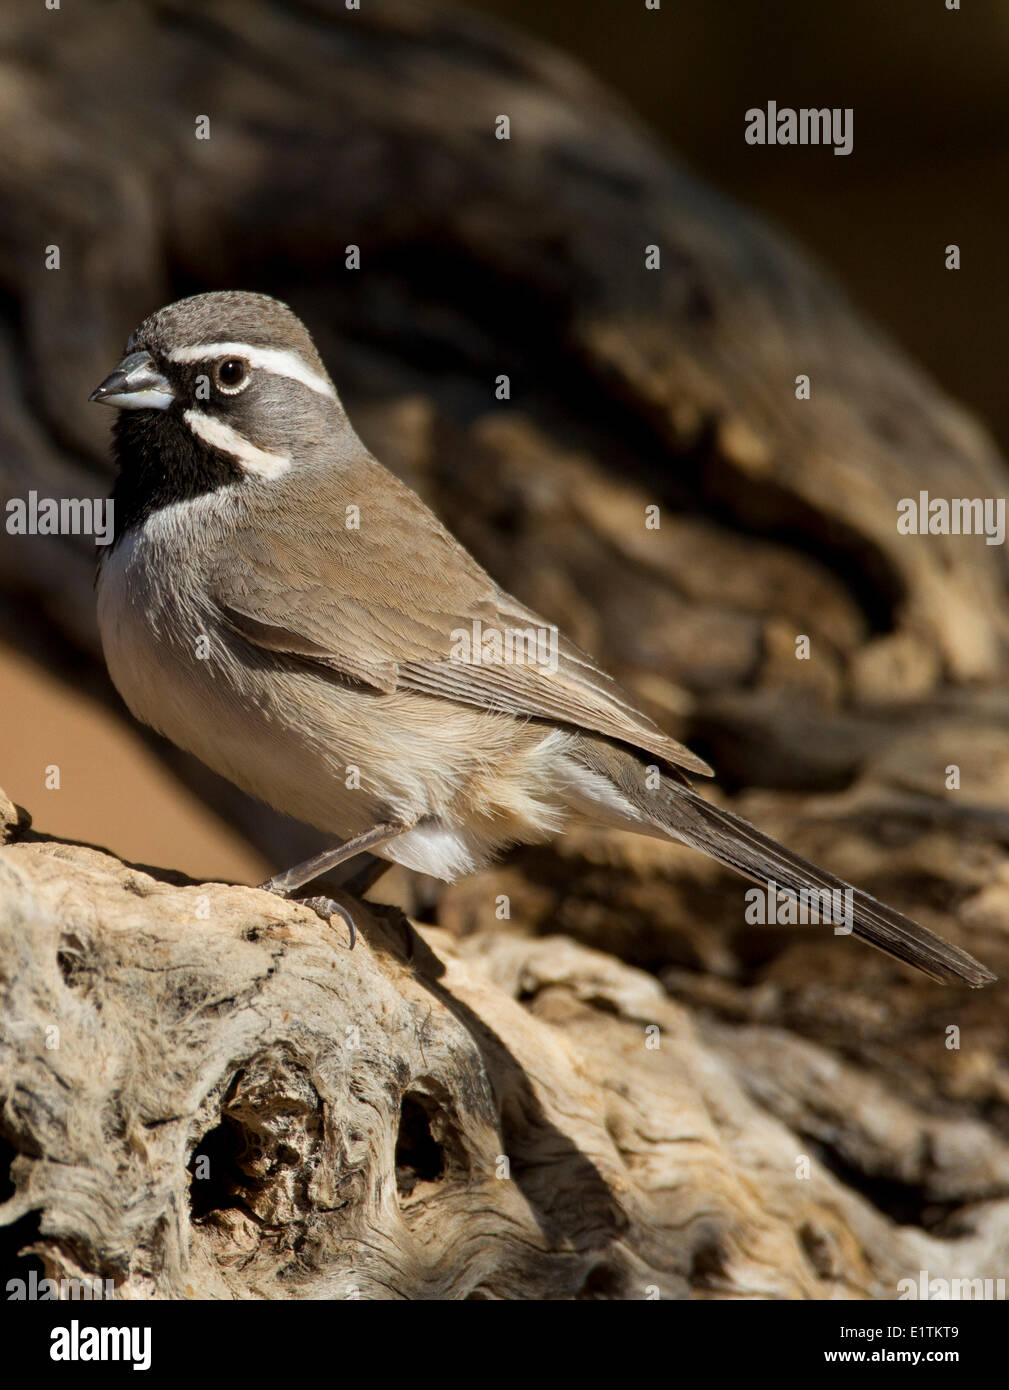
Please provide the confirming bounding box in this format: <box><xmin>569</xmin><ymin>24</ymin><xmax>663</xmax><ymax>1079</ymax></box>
<box><xmin>183</xmin><ymin>409</ymin><xmax>290</xmax><ymax>480</ymax></box>
<box><xmin>167</xmin><ymin>342</ymin><xmax>336</xmax><ymax>399</ymax></box>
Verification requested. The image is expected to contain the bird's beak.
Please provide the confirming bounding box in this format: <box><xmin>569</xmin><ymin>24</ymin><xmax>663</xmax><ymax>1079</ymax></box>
<box><xmin>88</xmin><ymin>350</ymin><xmax>175</xmax><ymax>410</ymax></box>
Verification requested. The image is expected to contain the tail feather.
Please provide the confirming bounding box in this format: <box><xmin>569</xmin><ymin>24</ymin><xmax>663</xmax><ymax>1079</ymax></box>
<box><xmin>564</xmin><ymin>735</ymin><xmax>996</xmax><ymax>987</ymax></box>
<box><xmin>661</xmin><ymin>788</ymin><xmax>994</xmax><ymax>987</ymax></box>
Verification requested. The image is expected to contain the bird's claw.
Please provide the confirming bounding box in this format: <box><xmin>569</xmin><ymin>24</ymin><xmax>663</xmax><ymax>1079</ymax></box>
<box><xmin>299</xmin><ymin>895</ymin><xmax>357</xmax><ymax>950</ymax></box>
<box><xmin>257</xmin><ymin>880</ymin><xmax>357</xmax><ymax>949</ymax></box>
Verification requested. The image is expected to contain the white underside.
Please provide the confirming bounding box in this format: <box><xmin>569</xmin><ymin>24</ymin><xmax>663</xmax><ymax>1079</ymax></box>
<box><xmin>377</xmin><ymin>756</ymin><xmax>647</xmax><ymax>881</ymax></box>
<box><xmin>380</xmin><ymin>822</ymin><xmax>484</xmax><ymax>880</ymax></box>
<box><xmin>98</xmin><ymin>497</ymin><xmax>655</xmax><ymax>884</ymax></box>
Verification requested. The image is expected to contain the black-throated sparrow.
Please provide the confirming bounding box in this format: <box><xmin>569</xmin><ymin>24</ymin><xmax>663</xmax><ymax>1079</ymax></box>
<box><xmin>90</xmin><ymin>291</ymin><xmax>994</xmax><ymax>985</ymax></box>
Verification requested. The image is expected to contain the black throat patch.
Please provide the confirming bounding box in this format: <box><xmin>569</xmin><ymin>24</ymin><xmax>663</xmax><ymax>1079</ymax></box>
<box><xmin>109</xmin><ymin>408</ymin><xmax>244</xmax><ymax>546</ymax></box>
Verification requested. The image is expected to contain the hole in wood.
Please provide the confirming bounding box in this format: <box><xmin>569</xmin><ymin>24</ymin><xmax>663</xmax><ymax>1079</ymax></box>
<box><xmin>395</xmin><ymin>1094</ymin><xmax>445</xmax><ymax>1199</ymax></box>
<box><xmin>188</xmin><ymin>1118</ymin><xmax>244</xmax><ymax>1220</ymax></box>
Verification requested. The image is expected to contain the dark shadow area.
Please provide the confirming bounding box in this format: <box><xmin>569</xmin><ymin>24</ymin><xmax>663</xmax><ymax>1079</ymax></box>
<box><xmin>0</xmin><ymin>1136</ymin><xmax>46</xmax><ymax>1290</ymax></box>
<box><xmin>395</xmin><ymin>1094</ymin><xmax>447</xmax><ymax>1198</ymax></box>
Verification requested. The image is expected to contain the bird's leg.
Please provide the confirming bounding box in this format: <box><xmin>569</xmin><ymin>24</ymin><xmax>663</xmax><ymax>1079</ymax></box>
<box><xmin>258</xmin><ymin>822</ymin><xmax>408</xmax><ymax>948</ymax></box>
<box><xmin>261</xmin><ymin>822</ymin><xmax>406</xmax><ymax>895</ymax></box>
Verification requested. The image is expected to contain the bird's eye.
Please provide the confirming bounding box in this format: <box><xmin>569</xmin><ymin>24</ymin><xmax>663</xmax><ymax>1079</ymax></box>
<box><xmin>214</xmin><ymin>357</ymin><xmax>250</xmax><ymax>393</ymax></box>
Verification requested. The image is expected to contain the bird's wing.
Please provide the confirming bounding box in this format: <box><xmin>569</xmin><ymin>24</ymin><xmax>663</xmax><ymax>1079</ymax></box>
<box><xmin>207</xmin><ymin>457</ymin><xmax>712</xmax><ymax>777</ymax></box>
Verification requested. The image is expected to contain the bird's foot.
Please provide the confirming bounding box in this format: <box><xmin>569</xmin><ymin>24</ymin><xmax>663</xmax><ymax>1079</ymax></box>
<box><xmin>258</xmin><ymin>881</ymin><xmax>358</xmax><ymax>949</ymax></box>
<box><xmin>298</xmin><ymin>895</ymin><xmax>357</xmax><ymax>950</ymax></box>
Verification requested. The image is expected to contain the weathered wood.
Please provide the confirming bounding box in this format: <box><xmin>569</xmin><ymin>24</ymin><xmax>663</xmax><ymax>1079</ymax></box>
<box><xmin>2</xmin><ymin>830</ymin><xmax>1007</xmax><ymax>1300</ymax></box>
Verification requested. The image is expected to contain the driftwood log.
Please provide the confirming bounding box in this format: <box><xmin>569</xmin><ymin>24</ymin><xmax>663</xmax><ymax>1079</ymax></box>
<box><xmin>4</xmin><ymin>824</ymin><xmax>1009</xmax><ymax>1301</ymax></box>
<box><xmin>1</xmin><ymin>0</ymin><xmax>1008</xmax><ymax>1298</ymax></box>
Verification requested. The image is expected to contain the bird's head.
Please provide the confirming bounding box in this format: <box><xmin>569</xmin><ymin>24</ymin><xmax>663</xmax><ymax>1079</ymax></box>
<box><xmin>90</xmin><ymin>290</ymin><xmax>347</xmax><ymax>535</ymax></box>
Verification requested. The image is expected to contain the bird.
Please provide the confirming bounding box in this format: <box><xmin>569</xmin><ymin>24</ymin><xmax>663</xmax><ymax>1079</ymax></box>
<box><xmin>89</xmin><ymin>290</ymin><xmax>994</xmax><ymax>987</ymax></box>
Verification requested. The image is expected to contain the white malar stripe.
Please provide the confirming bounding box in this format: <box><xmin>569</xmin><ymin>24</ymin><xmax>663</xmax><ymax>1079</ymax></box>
<box><xmin>183</xmin><ymin>409</ymin><xmax>291</xmax><ymax>479</ymax></box>
<box><xmin>168</xmin><ymin>342</ymin><xmax>337</xmax><ymax>399</ymax></box>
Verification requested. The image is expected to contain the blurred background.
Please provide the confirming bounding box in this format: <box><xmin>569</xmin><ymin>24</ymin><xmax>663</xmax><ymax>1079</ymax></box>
<box><xmin>472</xmin><ymin>0</ymin><xmax>1009</xmax><ymax>452</ymax></box>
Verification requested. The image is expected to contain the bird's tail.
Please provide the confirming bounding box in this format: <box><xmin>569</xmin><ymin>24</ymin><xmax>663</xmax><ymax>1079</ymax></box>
<box><xmin>567</xmin><ymin>737</ymin><xmax>996</xmax><ymax>987</ymax></box>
